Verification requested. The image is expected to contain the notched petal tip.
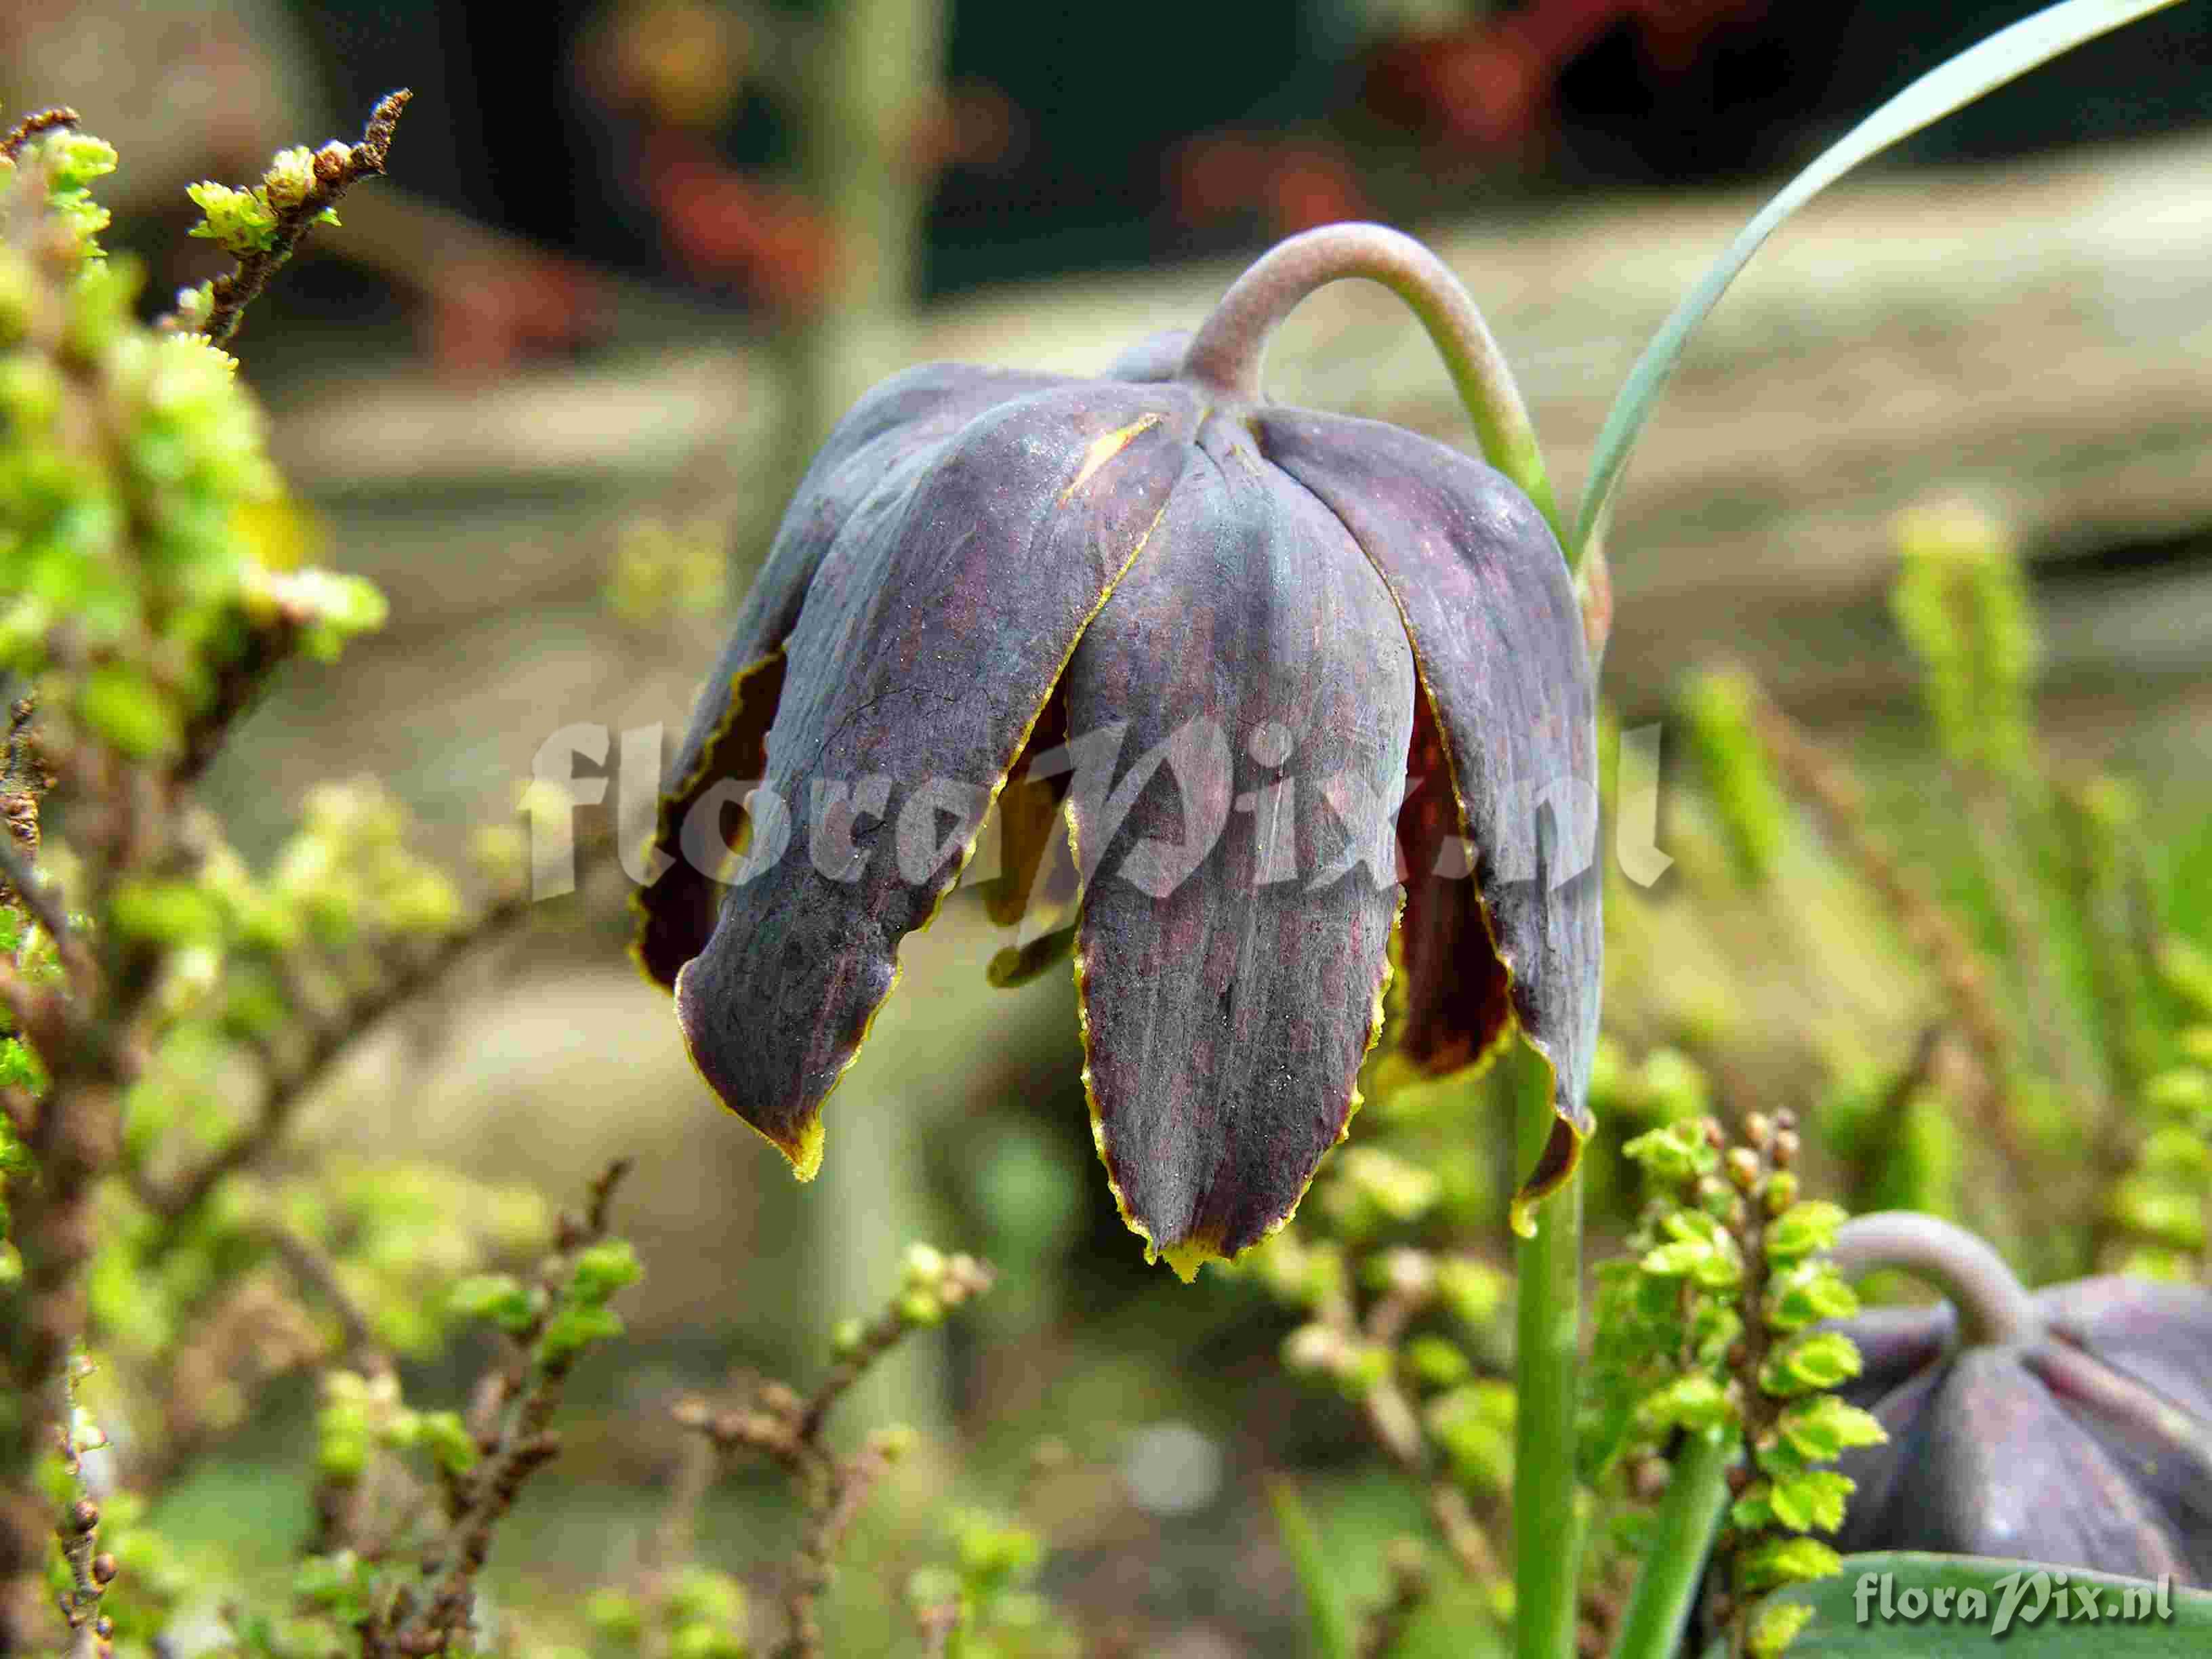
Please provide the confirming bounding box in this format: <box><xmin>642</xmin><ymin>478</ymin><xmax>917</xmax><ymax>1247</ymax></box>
<box><xmin>1158</xmin><ymin>1237</ymin><xmax>1217</xmax><ymax>1284</ymax></box>
<box><xmin>1067</xmin><ymin>424</ymin><xmax>1411</xmax><ymax>1273</ymax></box>
<box><xmin>1256</xmin><ymin>407</ymin><xmax>1601</xmax><ymax>1187</ymax></box>
<box><xmin>674</xmin><ymin>957</ymin><xmax>830</xmax><ymax>1181</ymax></box>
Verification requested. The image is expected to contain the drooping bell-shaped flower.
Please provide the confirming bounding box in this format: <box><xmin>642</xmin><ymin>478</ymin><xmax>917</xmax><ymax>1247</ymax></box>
<box><xmin>634</xmin><ymin>225</ymin><xmax>1600</xmax><ymax>1275</ymax></box>
<box><xmin>1824</xmin><ymin>1212</ymin><xmax>2212</xmax><ymax>1584</ymax></box>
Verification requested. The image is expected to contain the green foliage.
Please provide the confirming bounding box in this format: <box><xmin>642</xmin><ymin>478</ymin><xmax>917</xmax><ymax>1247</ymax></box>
<box><xmin>905</xmin><ymin>1510</ymin><xmax>1076</xmax><ymax>1659</ymax></box>
<box><xmin>603</xmin><ymin>514</ymin><xmax>730</xmax><ymax>627</ymax></box>
<box><xmin>1681</xmin><ymin>672</ymin><xmax>1790</xmax><ymax>885</ymax></box>
<box><xmin>1585</xmin><ymin>1110</ymin><xmax>1887</xmax><ymax>1656</ymax></box>
<box><xmin>1889</xmin><ymin>505</ymin><xmax>2038</xmax><ymax>778</ymax></box>
<box><xmin>0</xmin><ymin>117</ymin><xmax>382</xmax><ymax>782</ymax></box>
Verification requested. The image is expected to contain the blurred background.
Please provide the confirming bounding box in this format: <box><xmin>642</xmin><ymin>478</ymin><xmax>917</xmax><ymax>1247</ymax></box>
<box><xmin>7</xmin><ymin>1</ymin><xmax>2209</xmax><ymax>1652</ymax></box>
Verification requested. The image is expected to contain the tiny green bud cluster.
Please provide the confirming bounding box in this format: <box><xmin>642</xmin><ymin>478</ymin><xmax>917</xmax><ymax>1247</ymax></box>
<box><xmin>1588</xmin><ymin>1111</ymin><xmax>1885</xmax><ymax>1656</ymax></box>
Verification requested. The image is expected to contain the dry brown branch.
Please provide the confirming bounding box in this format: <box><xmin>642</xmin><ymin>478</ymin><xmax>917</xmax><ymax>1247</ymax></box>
<box><xmin>50</xmin><ymin>1359</ymin><xmax>113</xmax><ymax>1659</ymax></box>
<box><xmin>676</xmin><ymin>1251</ymin><xmax>994</xmax><ymax>1659</ymax></box>
<box><xmin>394</xmin><ymin>1160</ymin><xmax>634</xmax><ymax>1654</ymax></box>
<box><xmin>0</xmin><ymin>109</ymin><xmax>79</xmax><ymax>164</ymax></box>
<box><xmin>173</xmin><ymin>90</ymin><xmax>413</xmax><ymax>347</ymax></box>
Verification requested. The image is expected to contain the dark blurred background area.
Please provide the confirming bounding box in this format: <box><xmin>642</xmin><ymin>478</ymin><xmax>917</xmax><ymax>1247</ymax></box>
<box><xmin>213</xmin><ymin>0</ymin><xmax>2212</xmax><ymax>288</ymax></box>
<box><xmin>9</xmin><ymin>1</ymin><xmax>2211</xmax><ymax>350</ymax></box>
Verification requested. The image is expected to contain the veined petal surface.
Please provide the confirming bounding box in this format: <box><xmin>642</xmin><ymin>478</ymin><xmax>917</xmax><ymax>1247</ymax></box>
<box><xmin>1064</xmin><ymin>415</ymin><xmax>1416</xmax><ymax>1270</ymax></box>
<box><xmin>673</xmin><ymin>383</ymin><xmax>1200</xmax><ymax>1171</ymax></box>
<box><xmin>1258</xmin><ymin>409</ymin><xmax>1599</xmax><ymax>1202</ymax></box>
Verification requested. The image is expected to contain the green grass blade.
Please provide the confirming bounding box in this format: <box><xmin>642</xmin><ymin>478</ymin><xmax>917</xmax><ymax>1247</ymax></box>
<box><xmin>1267</xmin><ymin>1477</ymin><xmax>1357</xmax><ymax>1659</ymax></box>
<box><xmin>1570</xmin><ymin>0</ymin><xmax>2190</xmax><ymax>562</ymax></box>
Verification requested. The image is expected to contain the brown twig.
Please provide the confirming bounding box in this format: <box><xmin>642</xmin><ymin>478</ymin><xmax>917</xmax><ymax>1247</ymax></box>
<box><xmin>263</xmin><ymin>1221</ymin><xmax>388</xmax><ymax>1377</ymax></box>
<box><xmin>394</xmin><ymin>1160</ymin><xmax>634</xmax><ymax>1654</ymax></box>
<box><xmin>0</xmin><ymin>109</ymin><xmax>79</xmax><ymax>165</ymax></box>
<box><xmin>50</xmin><ymin>1357</ymin><xmax>115</xmax><ymax>1659</ymax></box>
<box><xmin>676</xmin><ymin>1251</ymin><xmax>994</xmax><ymax>1659</ymax></box>
<box><xmin>1302</xmin><ymin>1248</ymin><xmax>1505</xmax><ymax>1588</ymax></box>
<box><xmin>173</xmin><ymin>90</ymin><xmax>413</xmax><ymax>347</ymax></box>
<box><xmin>0</xmin><ymin>701</ymin><xmax>78</xmax><ymax>979</ymax></box>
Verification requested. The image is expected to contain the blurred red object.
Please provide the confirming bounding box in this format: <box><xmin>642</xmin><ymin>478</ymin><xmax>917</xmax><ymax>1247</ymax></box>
<box><xmin>1169</xmin><ymin>130</ymin><xmax>1368</xmax><ymax>237</ymax></box>
<box><xmin>906</xmin><ymin>78</ymin><xmax>1030</xmax><ymax>177</ymax></box>
<box><xmin>418</xmin><ymin>251</ymin><xmax>613</xmax><ymax>384</ymax></box>
<box><xmin>1364</xmin><ymin>0</ymin><xmax>1769</xmax><ymax>151</ymax></box>
<box><xmin>637</xmin><ymin>129</ymin><xmax>838</xmax><ymax>315</ymax></box>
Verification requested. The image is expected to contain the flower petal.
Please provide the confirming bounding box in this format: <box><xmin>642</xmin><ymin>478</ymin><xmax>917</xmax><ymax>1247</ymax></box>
<box><xmin>672</xmin><ymin>383</ymin><xmax>1201</xmax><ymax>1173</ymax></box>
<box><xmin>1256</xmin><ymin>409</ymin><xmax>1600</xmax><ymax>1206</ymax></box>
<box><xmin>634</xmin><ymin>363</ymin><xmax>1063</xmax><ymax>987</ymax></box>
<box><xmin>1883</xmin><ymin>1350</ymin><xmax>2197</xmax><ymax>1580</ymax></box>
<box><xmin>2036</xmin><ymin>1275</ymin><xmax>2212</xmax><ymax>1424</ymax></box>
<box><xmin>1064</xmin><ymin>418</ymin><xmax>1415</xmax><ymax>1274</ymax></box>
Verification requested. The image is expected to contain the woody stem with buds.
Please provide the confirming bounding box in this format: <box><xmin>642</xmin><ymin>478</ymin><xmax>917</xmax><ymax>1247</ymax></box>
<box><xmin>1824</xmin><ymin>1210</ymin><xmax>2041</xmax><ymax>1348</ymax></box>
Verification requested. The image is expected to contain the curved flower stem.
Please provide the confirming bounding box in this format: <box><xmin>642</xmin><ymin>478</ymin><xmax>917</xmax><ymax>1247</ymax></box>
<box><xmin>1179</xmin><ymin>223</ymin><xmax>1565</xmax><ymax>554</ymax></box>
<box><xmin>1826</xmin><ymin>1211</ymin><xmax>2041</xmax><ymax>1347</ymax></box>
<box><xmin>1607</xmin><ymin>1428</ymin><xmax>1732</xmax><ymax>1659</ymax></box>
<box><xmin>1511</xmin><ymin>1044</ymin><xmax>1583</xmax><ymax>1659</ymax></box>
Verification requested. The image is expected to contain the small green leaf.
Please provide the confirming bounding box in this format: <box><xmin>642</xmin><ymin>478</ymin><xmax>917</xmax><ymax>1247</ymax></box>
<box><xmin>1747</xmin><ymin>1601</ymin><xmax>1814</xmax><ymax>1659</ymax></box>
<box><xmin>1761</xmin><ymin>1332</ymin><xmax>1862</xmax><ymax>1398</ymax></box>
<box><xmin>1740</xmin><ymin>1536</ymin><xmax>1843</xmax><ymax>1592</ymax></box>
<box><xmin>568</xmin><ymin>1237</ymin><xmax>642</xmax><ymax>1303</ymax></box>
<box><xmin>536</xmin><ymin>1300</ymin><xmax>623</xmax><ymax>1365</ymax></box>
<box><xmin>1641</xmin><ymin>1374</ymin><xmax>1736</xmax><ymax>1434</ymax></box>
<box><xmin>1766</xmin><ymin>1265</ymin><xmax>1860</xmax><ymax>1333</ymax></box>
<box><xmin>414</xmin><ymin>1410</ymin><xmax>478</xmax><ymax>1476</ymax></box>
<box><xmin>448</xmin><ymin>1272</ymin><xmax>535</xmax><ymax>1333</ymax></box>
<box><xmin>1267</xmin><ymin>1479</ymin><xmax>1356</xmax><ymax>1659</ymax></box>
<box><xmin>1765</xmin><ymin>1202</ymin><xmax>1849</xmax><ymax>1263</ymax></box>
<box><xmin>1775</xmin><ymin>1395</ymin><xmax>1888</xmax><ymax>1464</ymax></box>
<box><xmin>1767</xmin><ymin>1469</ymin><xmax>1855</xmax><ymax>1534</ymax></box>
<box><xmin>1624</xmin><ymin>1120</ymin><xmax>1720</xmax><ymax>1183</ymax></box>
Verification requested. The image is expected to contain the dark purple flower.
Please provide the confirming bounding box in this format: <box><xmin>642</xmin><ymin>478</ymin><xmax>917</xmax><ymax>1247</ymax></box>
<box><xmin>1827</xmin><ymin>1212</ymin><xmax>2212</xmax><ymax>1584</ymax></box>
<box><xmin>632</xmin><ymin>229</ymin><xmax>1599</xmax><ymax>1276</ymax></box>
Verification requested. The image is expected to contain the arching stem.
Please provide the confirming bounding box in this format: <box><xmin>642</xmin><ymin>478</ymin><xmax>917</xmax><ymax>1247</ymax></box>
<box><xmin>1179</xmin><ymin>223</ymin><xmax>1565</xmax><ymax>554</ymax></box>
<box><xmin>1826</xmin><ymin>1211</ymin><xmax>2041</xmax><ymax>1347</ymax></box>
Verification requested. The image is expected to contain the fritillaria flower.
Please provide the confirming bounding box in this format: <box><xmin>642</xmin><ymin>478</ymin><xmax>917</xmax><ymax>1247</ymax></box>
<box><xmin>634</xmin><ymin>225</ymin><xmax>1599</xmax><ymax>1276</ymax></box>
<box><xmin>1825</xmin><ymin>1212</ymin><xmax>2212</xmax><ymax>1584</ymax></box>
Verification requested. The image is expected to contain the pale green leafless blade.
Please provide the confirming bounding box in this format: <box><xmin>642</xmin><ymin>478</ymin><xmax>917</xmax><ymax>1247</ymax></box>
<box><xmin>1571</xmin><ymin>0</ymin><xmax>2189</xmax><ymax>563</ymax></box>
